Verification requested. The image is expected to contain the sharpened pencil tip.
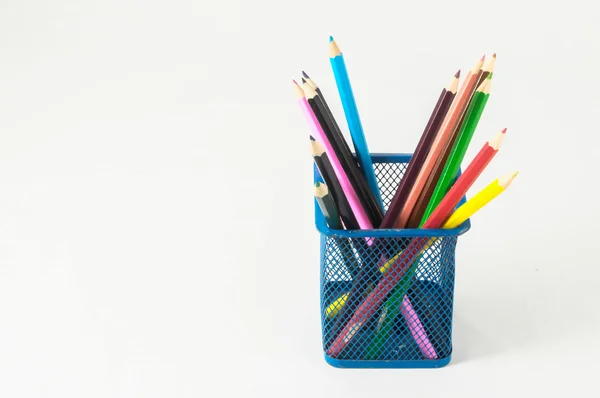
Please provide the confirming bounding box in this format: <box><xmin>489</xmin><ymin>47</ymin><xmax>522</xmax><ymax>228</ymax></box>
<box><xmin>513</xmin><ymin>171</ymin><xmax>519</xmax><ymax>178</ymax></box>
<box><xmin>329</xmin><ymin>36</ymin><xmax>334</xmax><ymax>42</ymax></box>
<box><xmin>454</xmin><ymin>70</ymin><xmax>460</xmax><ymax>78</ymax></box>
<box><xmin>309</xmin><ymin>135</ymin><xmax>316</xmax><ymax>141</ymax></box>
<box><xmin>501</xmin><ymin>128</ymin><xmax>507</xmax><ymax>134</ymax></box>
<box><xmin>315</xmin><ymin>181</ymin><xmax>321</xmax><ymax>187</ymax></box>
<box><xmin>493</xmin><ymin>53</ymin><xmax>497</xmax><ymax>58</ymax></box>
<box><xmin>301</xmin><ymin>78</ymin><xmax>306</xmax><ymax>83</ymax></box>
<box><xmin>480</xmin><ymin>54</ymin><xmax>486</xmax><ymax>62</ymax></box>
<box><xmin>293</xmin><ymin>79</ymin><xmax>306</xmax><ymax>99</ymax></box>
<box><xmin>302</xmin><ymin>71</ymin><xmax>310</xmax><ymax>79</ymax></box>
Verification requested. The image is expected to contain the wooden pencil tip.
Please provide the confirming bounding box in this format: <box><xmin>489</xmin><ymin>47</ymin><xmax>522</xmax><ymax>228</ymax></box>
<box><xmin>476</xmin><ymin>78</ymin><xmax>488</xmax><ymax>91</ymax></box>
<box><xmin>314</xmin><ymin>181</ymin><xmax>329</xmax><ymax>197</ymax></box>
<box><xmin>302</xmin><ymin>71</ymin><xmax>310</xmax><ymax>79</ymax></box>
<box><xmin>293</xmin><ymin>80</ymin><xmax>306</xmax><ymax>99</ymax></box>
<box><xmin>489</xmin><ymin>129</ymin><xmax>506</xmax><ymax>150</ymax></box>
<box><xmin>309</xmin><ymin>135</ymin><xmax>316</xmax><ymax>141</ymax></box>
<box><xmin>501</xmin><ymin>128</ymin><xmax>507</xmax><ymax>134</ymax></box>
<box><xmin>329</xmin><ymin>35</ymin><xmax>334</xmax><ymax>42</ymax></box>
<box><xmin>448</xmin><ymin>71</ymin><xmax>460</xmax><ymax>92</ymax></box>
<box><xmin>301</xmin><ymin>80</ymin><xmax>317</xmax><ymax>98</ymax></box>
<box><xmin>480</xmin><ymin>54</ymin><xmax>486</xmax><ymax>62</ymax></box>
<box><xmin>493</xmin><ymin>53</ymin><xmax>497</xmax><ymax>58</ymax></box>
<box><xmin>310</xmin><ymin>137</ymin><xmax>325</xmax><ymax>157</ymax></box>
<box><xmin>301</xmin><ymin>78</ymin><xmax>306</xmax><ymax>83</ymax></box>
<box><xmin>499</xmin><ymin>171</ymin><xmax>519</xmax><ymax>188</ymax></box>
<box><xmin>329</xmin><ymin>38</ymin><xmax>342</xmax><ymax>57</ymax></box>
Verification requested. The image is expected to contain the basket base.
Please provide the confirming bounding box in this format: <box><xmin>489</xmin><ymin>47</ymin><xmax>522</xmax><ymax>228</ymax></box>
<box><xmin>324</xmin><ymin>352</ymin><xmax>452</xmax><ymax>369</ymax></box>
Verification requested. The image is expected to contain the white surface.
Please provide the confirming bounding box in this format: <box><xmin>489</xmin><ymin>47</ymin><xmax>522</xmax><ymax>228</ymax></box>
<box><xmin>0</xmin><ymin>1</ymin><xmax>598</xmax><ymax>397</ymax></box>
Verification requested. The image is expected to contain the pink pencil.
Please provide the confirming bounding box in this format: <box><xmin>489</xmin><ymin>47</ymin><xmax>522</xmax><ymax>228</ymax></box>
<box><xmin>295</xmin><ymin>79</ymin><xmax>433</xmax><ymax>352</ymax></box>
<box><xmin>294</xmin><ymin>80</ymin><xmax>374</xmax><ymax>232</ymax></box>
<box><xmin>401</xmin><ymin>297</ymin><xmax>437</xmax><ymax>358</ymax></box>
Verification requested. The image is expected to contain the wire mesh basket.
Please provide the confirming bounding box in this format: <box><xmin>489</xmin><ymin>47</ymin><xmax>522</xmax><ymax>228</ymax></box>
<box><xmin>315</xmin><ymin>153</ymin><xmax>470</xmax><ymax>368</ymax></box>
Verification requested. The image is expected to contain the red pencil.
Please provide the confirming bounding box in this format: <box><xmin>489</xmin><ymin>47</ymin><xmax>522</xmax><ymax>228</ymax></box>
<box><xmin>422</xmin><ymin>128</ymin><xmax>506</xmax><ymax>227</ymax></box>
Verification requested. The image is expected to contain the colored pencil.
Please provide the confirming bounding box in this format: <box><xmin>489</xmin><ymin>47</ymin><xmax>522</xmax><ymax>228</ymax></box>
<box><xmin>444</xmin><ymin>171</ymin><xmax>518</xmax><ymax>229</ymax></box>
<box><xmin>326</xmin><ymin>293</ymin><xmax>348</xmax><ymax>318</ymax></box>
<box><xmin>302</xmin><ymin>79</ymin><xmax>383</xmax><ymax>226</ymax></box>
<box><xmin>294</xmin><ymin>81</ymin><xmax>373</xmax><ymax>231</ymax></box>
<box><xmin>310</xmin><ymin>137</ymin><xmax>359</xmax><ymax>230</ymax></box>
<box><xmin>420</xmin><ymin>78</ymin><xmax>493</xmax><ymax>224</ymax></box>
<box><xmin>422</xmin><ymin>128</ymin><xmax>506</xmax><ymax>227</ymax></box>
<box><xmin>394</xmin><ymin>56</ymin><xmax>484</xmax><ymax>229</ymax></box>
<box><xmin>327</xmin><ymin>158</ymin><xmax>508</xmax><ymax>357</ymax></box>
<box><xmin>329</xmin><ymin>37</ymin><xmax>384</xmax><ymax>210</ymax></box>
<box><xmin>315</xmin><ymin>182</ymin><xmax>342</xmax><ymax>229</ymax></box>
<box><xmin>380</xmin><ymin>71</ymin><xmax>460</xmax><ymax>229</ymax></box>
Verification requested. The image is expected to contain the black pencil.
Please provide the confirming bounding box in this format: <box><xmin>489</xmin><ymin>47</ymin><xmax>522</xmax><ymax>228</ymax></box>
<box><xmin>310</xmin><ymin>137</ymin><xmax>359</xmax><ymax>230</ymax></box>
<box><xmin>302</xmin><ymin>79</ymin><xmax>383</xmax><ymax>227</ymax></box>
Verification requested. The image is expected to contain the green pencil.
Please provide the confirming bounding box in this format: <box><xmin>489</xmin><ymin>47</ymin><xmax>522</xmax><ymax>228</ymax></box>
<box><xmin>365</xmin><ymin>261</ymin><xmax>419</xmax><ymax>360</ymax></box>
<box><xmin>420</xmin><ymin>76</ymin><xmax>492</xmax><ymax>224</ymax></box>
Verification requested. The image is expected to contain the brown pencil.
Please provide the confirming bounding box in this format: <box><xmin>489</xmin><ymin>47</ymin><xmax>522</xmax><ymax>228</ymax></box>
<box><xmin>379</xmin><ymin>70</ymin><xmax>460</xmax><ymax>228</ymax></box>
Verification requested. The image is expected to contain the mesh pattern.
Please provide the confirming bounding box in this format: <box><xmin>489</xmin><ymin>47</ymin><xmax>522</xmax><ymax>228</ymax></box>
<box><xmin>319</xmin><ymin>160</ymin><xmax>458</xmax><ymax>362</ymax></box>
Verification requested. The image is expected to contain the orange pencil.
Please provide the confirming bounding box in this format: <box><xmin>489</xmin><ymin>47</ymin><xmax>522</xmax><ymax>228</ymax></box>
<box><xmin>394</xmin><ymin>56</ymin><xmax>485</xmax><ymax>228</ymax></box>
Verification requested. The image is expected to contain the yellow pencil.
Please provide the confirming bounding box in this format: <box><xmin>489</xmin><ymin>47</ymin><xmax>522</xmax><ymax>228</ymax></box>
<box><xmin>379</xmin><ymin>170</ymin><xmax>519</xmax><ymax>273</ymax></box>
<box><xmin>326</xmin><ymin>293</ymin><xmax>348</xmax><ymax>318</ymax></box>
<box><xmin>443</xmin><ymin>171</ymin><xmax>519</xmax><ymax>229</ymax></box>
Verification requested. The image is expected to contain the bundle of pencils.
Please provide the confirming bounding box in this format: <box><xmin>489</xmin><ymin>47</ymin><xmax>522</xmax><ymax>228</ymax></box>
<box><xmin>293</xmin><ymin>37</ymin><xmax>518</xmax><ymax>359</ymax></box>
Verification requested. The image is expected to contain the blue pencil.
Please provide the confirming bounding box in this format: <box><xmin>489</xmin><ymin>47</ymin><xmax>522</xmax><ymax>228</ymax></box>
<box><xmin>329</xmin><ymin>37</ymin><xmax>384</xmax><ymax>211</ymax></box>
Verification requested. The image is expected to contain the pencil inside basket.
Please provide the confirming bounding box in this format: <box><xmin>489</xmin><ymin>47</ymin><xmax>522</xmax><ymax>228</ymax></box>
<box><xmin>315</xmin><ymin>153</ymin><xmax>470</xmax><ymax>368</ymax></box>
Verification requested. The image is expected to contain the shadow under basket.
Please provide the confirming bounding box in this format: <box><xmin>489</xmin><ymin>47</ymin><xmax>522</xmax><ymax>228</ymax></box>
<box><xmin>315</xmin><ymin>153</ymin><xmax>470</xmax><ymax>369</ymax></box>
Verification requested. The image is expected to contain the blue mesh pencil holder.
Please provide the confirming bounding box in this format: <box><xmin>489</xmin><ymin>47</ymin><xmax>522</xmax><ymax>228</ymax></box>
<box><xmin>314</xmin><ymin>153</ymin><xmax>470</xmax><ymax>369</ymax></box>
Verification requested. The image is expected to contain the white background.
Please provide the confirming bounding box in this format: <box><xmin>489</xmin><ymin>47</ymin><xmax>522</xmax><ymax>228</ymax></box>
<box><xmin>0</xmin><ymin>1</ymin><xmax>598</xmax><ymax>397</ymax></box>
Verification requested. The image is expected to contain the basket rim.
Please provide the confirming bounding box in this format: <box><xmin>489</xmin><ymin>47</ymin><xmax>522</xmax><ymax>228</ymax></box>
<box><xmin>314</xmin><ymin>152</ymin><xmax>472</xmax><ymax>238</ymax></box>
